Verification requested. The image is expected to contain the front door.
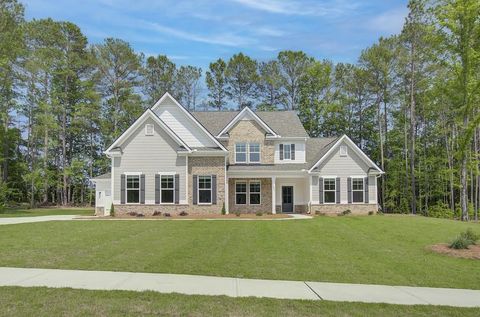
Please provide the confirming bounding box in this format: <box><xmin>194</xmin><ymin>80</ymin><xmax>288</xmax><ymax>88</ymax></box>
<box><xmin>282</xmin><ymin>186</ymin><xmax>293</xmax><ymax>213</ymax></box>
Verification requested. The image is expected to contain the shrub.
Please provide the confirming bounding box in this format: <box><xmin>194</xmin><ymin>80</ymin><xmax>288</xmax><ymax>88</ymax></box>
<box><xmin>152</xmin><ymin>211</ymin><xmax>161</xmax><ymax>216</ymax></box>
<box><xmin>235</xmin><ymin>211</ymin><xmax>241</xmax><ymax>217</ymax></box>
<box><xmin>315</xmin><ymin>210</ymin><xmax>326</xmax><ymax>216</ymax></box>
<box><xmin>429</xmin><ymin>202</ymin><xmax>453</xmax><ymax>219</ymax></box>
<box><xmin>110</xmin><ymin>203</ymin><xmax>115</xmax><ymax>217</ymax></box>
<box><xmin>449</xmin><ymin>235</ymin><xmax>471</xmax><ymax>249</ymax></box>
<box><xmin>136</xmin><ymin>213</ymin><xmax>145</xmax><ymax>217</ymax></box>
<box><xmin>449</xmin><ymin>229</ymin><xmax>479</xmax><ymax>249</ymax></box>
<box><xmin>338</xmin><ymin>209</ymin><xmax>351</xmax><ymax>216</ymax></box>
<box><xmin>221</xmin><ymin>203</ymin><xmax>226</xmax><ymax>215</ymax></box>
<box><xmin>368</xmin><ymin>211</ymin><xmax>374</xmax><ymax>216</ymax></box>
<box><xmin>179</xmin><ymin>211</ymin><xmax>188</xmax><ymax>216</ymax></box>
<box><xmin>164</xmin><ymin>213</ymin><xmax>171</xmax><ymax>217</ymax></box>
<box><xmin>255</xmin><ymin>211</ymin><xmax>263</xmax><ymax>216</ymax></box>
<box><xmin>127</xmin><ymin>211</ymin><xmax>137</xmax><ymax>217</ymax></box>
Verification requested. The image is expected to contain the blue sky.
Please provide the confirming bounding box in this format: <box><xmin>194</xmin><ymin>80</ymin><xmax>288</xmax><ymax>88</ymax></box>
<box><xmin>23</xmin><ymin>0</ymin><xmax>408</xmax><ymax>69</ymax></box>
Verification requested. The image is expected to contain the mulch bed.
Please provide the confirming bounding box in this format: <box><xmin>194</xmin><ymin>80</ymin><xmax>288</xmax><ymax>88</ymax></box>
<box><xmin>84</xmin><ymin>214</ymin><xmax>291</xmax><ymax>220</ymax></box>
<box><xmin>429</xmin><ymin>243</ymin><xmax>480</xmax><ymax>260</ymax></box>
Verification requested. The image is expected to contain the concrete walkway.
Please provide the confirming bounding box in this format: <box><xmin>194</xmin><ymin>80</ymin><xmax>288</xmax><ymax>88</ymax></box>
<box><xmin>0</xmin><ymin>267</ymin><xmax>479</xmax><ymax>307</ymax></box>
<box><xmin>0</xmin><ymin>215</ymin><xmax>77</xmax><ymax>226</ymax></box>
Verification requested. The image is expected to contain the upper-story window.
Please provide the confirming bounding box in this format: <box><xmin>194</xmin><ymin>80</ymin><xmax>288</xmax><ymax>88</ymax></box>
<box><xmin>249</xmin><ymin>143</ymin><xmax>260</xmax><ymax>163</ymax></box>
<box><xmin>280</xmin><ymin>144</ymin><xmax>295</xmax><ymax>161</ymax></box>
<box><xmin>235</xmin><ymin>142</ymin><xmax>261</xmax><ymax>164</ymax></box>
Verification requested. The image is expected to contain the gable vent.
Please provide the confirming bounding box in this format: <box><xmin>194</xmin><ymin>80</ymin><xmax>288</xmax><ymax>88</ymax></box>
<box><xmin>340</xmin><ymin>145</ymin><xmax>348</xmax><ymax>157</ymax></box>
<box><xmin>145</xmin><ymin>124</ymin><xmax>154</xmax><ymax>136</ymax></box>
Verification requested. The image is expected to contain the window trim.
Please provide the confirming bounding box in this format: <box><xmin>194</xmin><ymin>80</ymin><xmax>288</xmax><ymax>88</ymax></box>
<box><xmin>323</xmin><ymin>176</ymin><xmax>336</xmax><ymax>204</ymax></box>
<box><xmin>249</xmin><ymin>180</ymin><xmax>261</xmax><ymax>205</ymax></box>
<box><xmin>234</xmin><ymin>143</ymin><xmax>248</xmax><ymax>163</ymax></box>
<box><xmin>125</xmin><ymin>174</ymin><xmax>141</xmax><ymax>204</ymax></box>
<box><xmin>159</xmin><ymin>173</ymin><xmax>175</xmax><ymax>205</ymax></box>
<box><xmin>145</xmin><ymin>123</ymin><xmax>154</xmax><ymax>136</ymax></box>
<box><xmin>340</xmin><ymin>145</ymin><xmax>348</xmax><ymax>157</ymax></box>
<box><xmin>351</xmin><ymin>177</ymin><xmax>365</xmax><ymax>204</ymax></box>
<box><xmin>283</xmin><ymin>144</ymin><xmax>292</xmax><ymax>160</ymax></box>
<box><xmin>249</xmin><ymin>143</ymin><xmax>261</xmax><ymax>163</ymax></box>
<box><xmin>197</xmin><ymin>175</ymin><xmax>212</xmax><ymax>205</ymax></box>
<box><xmin>235</xmin><ymin>180</ymin><xmax>247</xmax><ymax>205</ymax></box>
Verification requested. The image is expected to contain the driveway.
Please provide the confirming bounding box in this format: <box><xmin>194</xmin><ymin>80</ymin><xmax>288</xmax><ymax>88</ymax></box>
<box><xmin>0</xmin><ymin>215</ymin><xmax>77</xmax><ymax>226</ymax></box>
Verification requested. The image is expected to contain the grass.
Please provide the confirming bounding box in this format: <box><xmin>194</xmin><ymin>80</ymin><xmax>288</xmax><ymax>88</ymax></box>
<box><xmin>0</xmin><ymin>215</ymin><xmax>479</xmax><ymax>289</ymax></box>
<box><xmin>0</xmin><ymin>207</ymin><xmax>94</xmax><ymax>217</ymax></box>
<box><xmin>0</xmin><ymin>286</ymin><xmax>478</xmax><ymax>317</ymax></box>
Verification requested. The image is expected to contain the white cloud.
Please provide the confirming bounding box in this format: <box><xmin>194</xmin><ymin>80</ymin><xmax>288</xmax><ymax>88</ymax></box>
<box><xmin>367</xmin><ymin>7</ymin><xmax>408</xmax><ymax>35</ymax></box>
<box><xmin>231</xmin><ymin>0</ymin><xmax>358</xmax><ymax>16</ymax></box>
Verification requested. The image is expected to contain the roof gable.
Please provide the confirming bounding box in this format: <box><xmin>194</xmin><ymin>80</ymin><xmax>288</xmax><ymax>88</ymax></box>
<box><xmin>216</xmin><ymin>107</ymin><xmax>279</xmax><ymax>138</ymax></box>
<box><xmin>308</xmin><ymin>135</ymin><xmax>383</xmax><ymax>174</ymax></box>
<box><xmin>151</xmin><ymin>93</ymin><xmax>227</xmax><ymax>151</ymax></box>
<box><xmin>105</xmin><ymin>109</ymin><xmax>191</xmax><ymax>155</ymax></box>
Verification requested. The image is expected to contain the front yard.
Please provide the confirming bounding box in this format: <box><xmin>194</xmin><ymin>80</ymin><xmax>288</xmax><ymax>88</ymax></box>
<box><xmin>0</xmin><ymin>207</ymin><xmax>94</xmax><ymax>217</ymax></box>
<box><xmin>0</xmin><ymin>215</ymin><xmax>478</xmax><ymax>289</ymax></box>
<box><xmin>1</xmin><ymin>286</ymin><xmax>478</xmax><ymax>317</ymax></box>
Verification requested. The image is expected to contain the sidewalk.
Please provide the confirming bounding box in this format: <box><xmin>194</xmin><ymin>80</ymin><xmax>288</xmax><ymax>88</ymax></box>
<box><xmin>0</xmin><ymin>267</ymin><xmax>479</xmax><ymax>307</ymax></box>
<box><xmin>0</xmin><ymin>215</ymin><xmax>77</xmax><ymax>226</ymax></box>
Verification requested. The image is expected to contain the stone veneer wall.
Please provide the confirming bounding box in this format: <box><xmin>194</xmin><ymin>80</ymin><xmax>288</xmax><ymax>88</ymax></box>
<box><xmin>229</xmin><ymin>178</ymin><xmax>272</xmax><ymax>214</ymax></box>
<box><xmin>310</xmin><ymin>204</ymin><xmax>378</xmax><ymax>215</ymax></box>
<box><xmin>222</xmin><ymin>120</ymin><xmax>274</xmax><ymax>165</ymax></box>
<box><xmin>114</xmin><ymin>156</ymin><xmax>226</xmax><ymax>216</ymax></box>
<box><xmin>275</xmin><ymin>205</ymin><xmax>307</xmax><ymax>214</ymax></box>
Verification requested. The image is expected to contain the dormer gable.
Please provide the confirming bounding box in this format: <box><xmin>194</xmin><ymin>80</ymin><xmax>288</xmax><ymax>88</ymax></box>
<box><xmin>216</xmin><ymin>107</ymin><xmax>280</xmax><ymax>139</ymax></box>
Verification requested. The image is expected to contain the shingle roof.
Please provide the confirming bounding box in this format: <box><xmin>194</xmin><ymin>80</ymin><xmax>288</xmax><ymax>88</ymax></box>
<box><xmin>91</xmin><ymin>173</ymin><xmax>111</xmax><ymax>180</ymax></box>
<box><xmin>191</xmin><ymin>110</ymin><xmax>308</xmax><ymax>138</ymax></box>
<box><xmin>305</xmin><ymin>137</ymin><xmax>339</xmax><ymax>169</ymax></box>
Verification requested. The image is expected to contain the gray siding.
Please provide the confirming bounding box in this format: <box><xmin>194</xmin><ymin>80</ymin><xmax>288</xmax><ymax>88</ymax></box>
<box><xmin>113</xmin><ymin>117</ymin><xmax>187</xmax><ymax>204</ymax></box>
<box><xmin>311</xmin><ymin>141</ymin><xmax>377</xmax><ymax>204</ymax></box>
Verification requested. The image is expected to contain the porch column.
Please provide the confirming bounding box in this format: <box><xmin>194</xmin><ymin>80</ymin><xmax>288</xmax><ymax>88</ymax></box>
<box><xmin>271</xmin><ymin>176</ymin><xmax>276</xmax><ymax>214</ymax></box>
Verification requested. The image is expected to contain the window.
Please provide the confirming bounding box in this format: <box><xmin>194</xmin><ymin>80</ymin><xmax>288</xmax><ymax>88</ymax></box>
<box><xmin>283</xmin><ymin>144</ymin><xmax>291</xmax><ymax>160</ymax></box>
<box><xmin>236</xmin><ymin>181</ymin><xmax>247</xmax><ymax>205</ymax></box>
<box><xmin>249</xmin><ymin>181</ymin><xmax>261</xmax><ymax>205</ymax></box>
<box><xmin>340</xmin><ymin>145</ymin><xmax>347</xmax><ymax>157</ymax></box>
<box><xmin>198</xmin><ymin>176</ymin><xmax>212</xmax><ymax>204</ymax></box>
<box><xmin>323</xmin><ymin>178</ymin><xmax>336</xmax><ymax>204</ymax></box>
<box><xmin>161</xmin><ymin>175</ymin><xmax>174</xmax><ymax>203</ymax></box>
<box><xmin>145</xmin><ymin>124</ymin><xmax>154</xmax><ymax>136</ymax></box>
<box><xmin>249</xmin><ymin>143</ymin><xmax>260</xmax><ymax>163</ymax></box>
<box><xmin>126</xmin><ymin>175</ymin><xmax>140</xmax><ymax>203</ymax></box>
<box><xmin>352</xmin><ymin>178</ymin><xmax>364</xmax><ymax>203</ymax></box>
<box><xmin>235</xmin><ymin>143</ymin><xmax>247</xmax><ymax>163</ymax></box>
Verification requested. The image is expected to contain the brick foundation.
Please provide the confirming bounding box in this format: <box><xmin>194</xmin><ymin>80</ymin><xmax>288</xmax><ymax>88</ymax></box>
<box><xmin>310</xmin><ymin>204</ymin><xmax>378</xmax><ymax>215</ymax></box>
<box><xmin>113</xmin><ymin>204</ymin><xmax>223</xmax><ymax>216</ymax></box>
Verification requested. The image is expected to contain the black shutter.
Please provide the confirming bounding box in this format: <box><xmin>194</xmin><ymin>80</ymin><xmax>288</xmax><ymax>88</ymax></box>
<box><xmin>336</xmin><ymin>177</ymin><xmax>340</xmax><ymax>204</ymax></box>
<box><xmin>279</xmin><ymin>144</ymin><xmax>284</xmax><ymax>160</ymax></box>
<box><xmin>291</xmin><ymin>144</ymin><xmax>295</xmax><ymax>160</ymax></box>
<box><xmin>364</xmin><ymin>176</ymin><xmax>369</xmax><ymax>203</ymax></box>
<box><xmin>212</xmin><ymin>175</ymin><xmax>217</xmax><ymax>204</ymax></box>
<box><xmin>155</xmin><ymin>174</ymin><xmax>160</xmax><ymax>204</ymax></box>
<box><xmin>140</xmin><ymin>174</ymin><xmax>145</xmax><ymax>204</ymax></box>
<box><xmin>120</xmin><ymin>174</ymin><xmax>126</xmax><ymax>204</ymax></box>
<box><xmin>175</xmin><ymin>174</ymin><xmax>180</xmax><ymax>204</ymax></box>
<box><xmin>193</xmin><ymin>175</ymin><xmax>197</xmax><ymax>205</ymax></box>
<box><xmin>319</xmin><ymin>177</ymin><xmax>324</xmax><ymax>204</ymax></box>
<box><xmin>347</xmin><ymin>177</ymin><xmax>352</xmax><ymax>204</ymax></box>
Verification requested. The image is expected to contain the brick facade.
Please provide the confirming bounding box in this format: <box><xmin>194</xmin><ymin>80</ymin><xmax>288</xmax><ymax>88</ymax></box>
<box><xmin>310</xmin><ymin>204</ymin><xmax>378</xmax><ymax>215</ymax></box>
<box><xmin>222</xmin><ymin>120</ymin><xmax>274</xmax><ymax>165</ymax></box>
<box><xmin>228</xmin><ymin>178</ymin><xmax>272</xmax><ymax>214</ymax></box>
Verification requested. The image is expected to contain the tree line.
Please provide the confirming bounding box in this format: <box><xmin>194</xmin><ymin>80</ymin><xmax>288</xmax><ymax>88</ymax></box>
<box><xmin>0</xmin><ymin>0</ymin><xmax>479</xmax><ymax>221</ymax></box>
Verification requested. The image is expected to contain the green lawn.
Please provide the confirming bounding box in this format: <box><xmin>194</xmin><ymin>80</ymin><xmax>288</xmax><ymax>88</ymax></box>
<box><xmin>1</xmin><ymin>287</ymin><xmax>478</xmax><ymax>317</ymax></box>
<box><xmin>0</xmin><ymin>207</ymin><xmax>94</xmax><ymax>217</ymax></box>
<box><xmin>0</xmin><ymin>215</ymin><xmax>479</xmax><ymax>289</ymax></box>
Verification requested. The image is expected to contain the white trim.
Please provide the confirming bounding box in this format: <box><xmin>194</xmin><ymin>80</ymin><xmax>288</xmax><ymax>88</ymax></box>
<box><xmin>235</xmin><ymin>180</ymin><xmax>247</xmax><ymax>205</ymax></box>
<box><xmin>185</xmin><ymin>156</ymin><xmax>189</xmax><ymax>205</ymax></box>
<box><xmin>224</xmin><ymin>156</ymin><xmax>229</xmax><ymax>214</ymax></box>
<box><xmin>197</xmin><ymin>175</ymin><xmax>213</xmax><ymax>205</ymax></box>
<box><xmin>308</xmin><ymin>135</ymin><xmax>383</xmax><ymax>174</ymax></box>
<box><xmin>234</xmin><ymin>142</ymin><xmax>248</xmax><ymax>164</ymax></box>
<box><xmin>150</xmin><ymin>92</ymin><xmax>227</xmax><ymax>152</ymax></box>
<box><xmin>125</xmin><ymin>174</ymin><xmax>141</xmax><ymax>205</ymax></box>
<box><xmin>159</xmin><ymin>173</ymin><xmax>175</xmax><ymax>204</ymax></box>
<box><xmin>322</xmin><ymin>177</ymin><xmax>336</xmax><ymax>205</ymax></box>
<box><xmin>249</xmin><ymin>180</ymin><xmax>261</xmax><ymax>205</ymax></box>
<box><xmin>124</xmin><ymin>172</ymin><xmax>142</xmax><ymax>175</ymax></box>
<box><xmin>105</xmin><ymin>109</ymin><xmax>191</xmax><ymax>155</ymax></box>
<box><xmin>271</xmin><ymin>176</ymin><xmax>276</xmax><ymax>214</ymax></box>
<box><xmin>339</xmin><ymin>145</ymin><xmax>347</xmax><ymax>157</ymax></box>
<box><xmin>110</xmin><ymin>157</ymin><xmax>114</xmax><ymax>215</ymax></box>
<box><xmin>145</xmin><ymin>123</ymin><xmax>154</xmax><ymax>136</ymax></box>
<box><xmin>351</xmin><ymin>176</ymin><xmax>365</xmax><ymax>204</ymax></box>
<box><xmin>249</xmin><ymin>143</ymin><xmax>261</xmax><ymax>163</ymax></box>
<box><xmin>216</xmin><ymin>107</ymin><xmax>279</xmax><ymax>138</ymax></box>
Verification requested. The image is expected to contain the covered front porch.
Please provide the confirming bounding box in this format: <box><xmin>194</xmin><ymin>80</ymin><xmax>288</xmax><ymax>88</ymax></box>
<box><xmin>226</xmin><ymin>172</ymin><xmax>309</xmax><ymax>214</ymax></box>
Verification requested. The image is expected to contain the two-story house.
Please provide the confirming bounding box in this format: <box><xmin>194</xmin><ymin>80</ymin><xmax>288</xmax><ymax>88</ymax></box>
<box><xmin>92</xmin><ymin>92</ymin><xmax>383</xmax><ymax>216</ymax></box>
